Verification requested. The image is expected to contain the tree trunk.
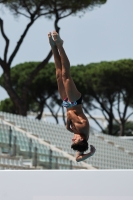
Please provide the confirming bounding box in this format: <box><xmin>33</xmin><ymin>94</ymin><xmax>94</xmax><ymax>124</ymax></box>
<box><xmin>3</xmin><ymin>71</ymin><xmax>27</xmax><ymax>115</ymax></box>
<box><xmin>119</xmin><ymin>122</ymin><xmax>125</xmax><ymax>136</ymax></box>
<box><xmin>36</xmin><ymin>102</ymin><xmax>44</xmax><ymax>120</ymax></box>
<box><xmin>108</xmin><ymin>115</ymin><xmax>113</xmax><ymax>135</ymax></box>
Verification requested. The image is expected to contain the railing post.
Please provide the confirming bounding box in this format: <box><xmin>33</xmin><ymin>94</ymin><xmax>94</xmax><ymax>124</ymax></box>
<box><xmin>33</xmin><ymin>147</ymin><xmax>38</xmax><ymax>168</ymax></box>
<box><xmin>49</xmin><ymin>149</ymin><xmax>52</xmax><ymax>169</ymax></box>
<box><xmin>13</xmin><ymin>135</ymin><xmax>17</xmax><ymax>156</ymax></box>
<box><xmin>29</xmin><ymin>138</ymin><xmax>32</xmax><ymax>158</ymax></box>
<box><xmin>9</xmin><ymin>126</ymin><xmax>12</xmax><ymax>155</ymax></box>
<box><xmin>70</xmin><ymin>160</ymin><xmax>72</xmax><ymax>170</ymax></box>
<box><xmin>56</xmin><ymin>157</ymin><xmax>58</xmax><ymax>169</ymax></box>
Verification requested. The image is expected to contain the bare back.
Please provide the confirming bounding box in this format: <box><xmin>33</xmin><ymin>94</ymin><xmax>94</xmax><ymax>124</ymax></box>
<box><xmin>66</xmin><ymin>104</ymin><xmax>89</xmax><ymax>140</ymax></box>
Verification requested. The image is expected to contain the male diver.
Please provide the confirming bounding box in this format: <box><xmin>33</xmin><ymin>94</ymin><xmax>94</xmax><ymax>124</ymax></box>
<box><xmin>48</xmin><ymin>31</ymin><xmax>96</xmax><ymax>162</ymax></box>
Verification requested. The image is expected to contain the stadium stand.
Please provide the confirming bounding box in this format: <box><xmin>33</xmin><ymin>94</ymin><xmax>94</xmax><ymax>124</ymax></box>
<box><xmin>0</xmin><ymin>111</ymin><xmax>133</xmax><ymax>170</ymax></box>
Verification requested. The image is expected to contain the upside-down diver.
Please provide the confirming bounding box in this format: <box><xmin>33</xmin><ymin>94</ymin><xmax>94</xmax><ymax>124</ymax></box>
<box><xmin>48</xmin><ymin>31</ymin><xmax>96</xmax><ymax>162</ymax></box>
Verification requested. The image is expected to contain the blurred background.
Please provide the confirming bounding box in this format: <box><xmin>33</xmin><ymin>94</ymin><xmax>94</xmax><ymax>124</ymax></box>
<box><xmin>0</xmin><ymin>0</ymin><xmax>133</xmax><ymax>170</ymax></box>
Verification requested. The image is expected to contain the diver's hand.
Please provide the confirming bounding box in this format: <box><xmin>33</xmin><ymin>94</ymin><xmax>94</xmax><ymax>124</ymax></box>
<box><xmin>66</xmin><ymin>117</ymin><xmax>73</xmax><ymax>133</ymax></box>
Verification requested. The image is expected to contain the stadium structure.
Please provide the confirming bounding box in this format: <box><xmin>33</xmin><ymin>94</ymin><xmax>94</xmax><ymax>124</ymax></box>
<box><xmin>0</xmin><ymin>111</ymin><xmax>133</xmax><ymax>170</ymax></box>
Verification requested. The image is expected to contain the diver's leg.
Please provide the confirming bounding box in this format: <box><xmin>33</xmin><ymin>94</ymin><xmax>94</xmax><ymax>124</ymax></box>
<box><xmin>48</xmin><ymin>32</ymin><xmax>67</xmax><ymax>100</ymax></box>
<box><xmin>52</xmin><ymin>31</ymin><xmax>81</xmax><ymax>102</ymax></box>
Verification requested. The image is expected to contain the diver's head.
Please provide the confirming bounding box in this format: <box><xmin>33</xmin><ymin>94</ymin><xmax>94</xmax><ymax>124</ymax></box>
<box><xmin>71</xmin><ymin>133</ymin><xmax>88</xmax><ymax>152</ymax></box>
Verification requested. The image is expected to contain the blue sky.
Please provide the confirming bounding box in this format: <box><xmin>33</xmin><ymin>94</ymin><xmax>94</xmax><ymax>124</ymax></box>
<box><xmin>0</xmin><ymin>0</ymin><xmax>133</xmax><ymax>127</ymax></box>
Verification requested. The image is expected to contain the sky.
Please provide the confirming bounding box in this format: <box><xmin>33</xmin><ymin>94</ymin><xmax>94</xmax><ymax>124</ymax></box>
<box><xmin>0</xmin><ymin>0</ymin><xmax>133</xmax><ymax>100</ymax></box>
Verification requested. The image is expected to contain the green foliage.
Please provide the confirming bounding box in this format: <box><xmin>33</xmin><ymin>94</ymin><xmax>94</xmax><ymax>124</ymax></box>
<box><xmin>71</xmin><ymin>59</ymin><xmax>133</xmax><ymax>136</ymax></box>
<box><xmin>83</xmin><ymin>59</ymin><xmax>133</xmax><ymax>100</ymax></box>
<box><xmin>1</xmin><ymin>58</ymin><xmax>133</xmax><ymax>134</ymax></box>
<box><xmin>0</xmin><ymin>62</ymin><xmax>58</xmax><ymax>113</ymax></box>
<box><xmin>0</xmin><ymin>0</ymin><xmax>107</xmax><ymax>18</ymax></box>
<box><xmin>29</xmin><ymin>101</ymin><xmax>40</xmax><ymax>113</ymax></box>
<box><xmin>124</xmin><ymin>121</ymin><xmax>133</xmax><ymax>136</ymax></box>
<box><xmin>0</xmin><ymin>62</ymin><xmax>57</xmax><ymax>96</ymax></box>
<box><xmin>104</xmin><ymin>121</ymin><xmax>133</xmax><ymax>136</ymax></box>
<box><xmin>0</xmin><ymin>98</ymin><xmax>16</xmax><ymax>113</ymax></box>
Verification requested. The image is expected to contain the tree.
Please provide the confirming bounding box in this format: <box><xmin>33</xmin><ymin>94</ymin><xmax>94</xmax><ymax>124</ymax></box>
<box><xmin>0</xmin><ymin>98</ymin><xmax>16</xmax><ymax>113</ymax></box>
<box><xmin>0</xmin><ymin>61</ymin><xmax>70</xmax><ymax>124</ymax></box>
<box><xmin>81</xmin><ymin>59</ymin><xmax>133</xmax><ymax>136</ymax></box>
<box><xmin>1</xmin><ymin>58</ymin><xmax>133</xmax><ymax>136</ymax></box>
<box><xmin>104</xmin><ymin>121</ymin><xmax>133</xmax><ymax>136</ymax></box>
<box><xmin>0</xmin><ymin>0</ymin><xmax>107</xmax><ymax>116</ymax></box>
<box><xmin>0</xmin><ymin>62</ymin><xmax>64</xmax><ymax>123</ymax></box>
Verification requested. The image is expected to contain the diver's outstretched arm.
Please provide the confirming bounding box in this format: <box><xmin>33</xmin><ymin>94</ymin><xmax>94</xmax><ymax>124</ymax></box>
<box><xmin>76</xmin><ymin>145</ymin><xmax>96</xmax><ymax>162</ymax></box>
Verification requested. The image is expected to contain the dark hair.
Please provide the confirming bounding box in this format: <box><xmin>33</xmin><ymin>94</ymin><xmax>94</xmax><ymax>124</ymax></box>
<box><xmin>71</xmin><ymin>139</ymin><xmax>88</xmax><ymax>152</ymax></box>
